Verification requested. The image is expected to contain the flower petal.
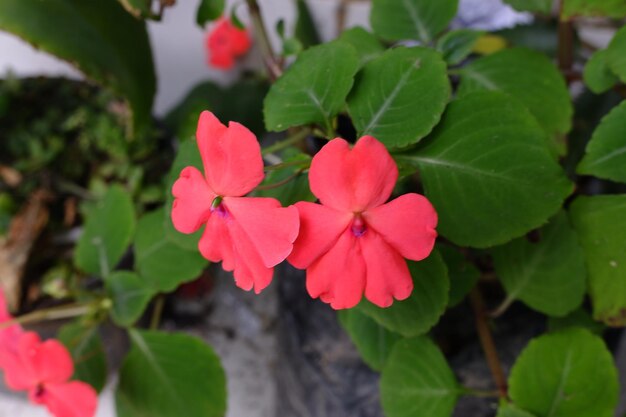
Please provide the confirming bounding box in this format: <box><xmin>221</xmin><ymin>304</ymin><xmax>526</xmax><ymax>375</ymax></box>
<box><xmin>306</xmin><ymin>229</ymin><xmax>365</xmax><ymax>309</ymax></box>
<box><xmin>309</xmin><ymin>136</ymin><xmax>398</xmax><ymax>212</ymax></box>
<box><xmin>32</xmin><ymin>381</ymin><xmax>98</xmax><ymax>417</ymax></box>
<box><xmin>225</xmin><ymin>197</ymin><xmax>300</xmax><ymax>268</ymax></box>
<box><xmin>360</xmin><ymin>230</ymin><xmax>413</xmax><ymax>308</ymax></box>
<box><xmin>363</xmin><ymin>193</ymin><xmax>438</xmax><ymax>261</ymax></box>
<box><xmin>288</xmin><ymin>202</ymin><xmax>352</xmax><ymax>269</ymax></box>
<box><xmin>196</xmin><ymin>111</ymin><xmax>264</xmax><ymax>197</ymax></box>
<box><xmin>172</xmin><ymin>166</ymin><xmax>215</xmax><ymax>234</ymax></box>
<box><xmin>227</xmin><ymin>219</ymin><xmax>275</xmax><ymax>293</ymax></box>
<box><xmin>197</xmin><ymin>212</ymin><xmax>236</xmax><ymax>271</ymax></box>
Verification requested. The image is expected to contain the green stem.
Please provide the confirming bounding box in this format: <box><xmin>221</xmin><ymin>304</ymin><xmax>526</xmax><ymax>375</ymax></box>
<box><xmin>246</xmin><ymin>0</ymin><xmax>282</xmax><ymax>81</ymax></box>
<box><xmin>0</xmin><ymin>302</ymin><xmax>94</xmax><ymax>330</ymax></box>
<box><xmin>461</xmin><ymin>388</ymin><xmax>501</xmax><ymax>398</ymax></box>
<box><xmin>489</xmin><ymin>294</ymin><xmax>516</xmax><ymax>318</ymax></box>
<box><xmin>256</xmin><ymin>170</ymin><xmax>304</xmax><ymax>190</ymax></box>
<box><xmin>264</xmin><ymin>159</ymin><xmax>311</xmax><ymax>172</ymax></box>
<box><xmin>150</xmin><ymin>295</ymin><xmax>165</xmax><ymax>330</ymax></box>
<box><xmin>262</xmin><ymin>129</ymin><xmax>310</xmax><ymax>155</ymax></box>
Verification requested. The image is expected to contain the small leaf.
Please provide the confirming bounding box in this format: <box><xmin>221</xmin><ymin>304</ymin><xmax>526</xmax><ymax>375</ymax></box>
<box><xmin>295</xmin><ymin>0</ymin><xmax>320</xmax><ymax>49</ymax></box>
<box><xmin>438</xmin><ymin>244</ymin><xmax>480</xmax><ymax>306</ymax></box>
<box><xmin>496</xmin><ymin>404</ymin><xmax>537</xmax><ymax>417</ymax></box>
<box><xmin>58</xmin><ymin>321</ymin><xmax>108</xmax><ymax>392</ymax></box>
<box><xmin>583</xmin><ymin>49</ymin><xmax>619</xmax><ymax>94</ymax></box>
<box><xmin>561</xmin><ymin>0</ymin><xmax>626</xmax><ymax>19</ymax></box>
<box><xmin>135</xmin><ymin>209</ymin><xmax>208</xmax><ymax>293</ymax></box>
<box><xmin>458</xmin><ymin>48</ymin><xmax>573</xmax><ymax>140</ymax></box>
<box><xmin>338</xmin><ymin>308</ymin><xmax>402</xmax><ymax>371</ymax></box>
<box><xmin>547</xmin><ymin>308</ymin><xmax>605</xmax><ymax>335</ymax></box>
<box><xmin>491</xmin><ymin>211</ymin><xmax>586</xmax><ymax>317</ymax></box>
<box><xmin>570</xmin><ymin>195</ymin><xmax>626</xmax><ymax>326</ymax></box>
<box><xmin>371</xmin><ymin>0</ymin><xmax>459</xmax><ymax>43</ymax></box>
<box><xmin>337</xmin><ymin>27</ymin><xmax>384</xmax><ymax>68</ymax></box>
<box><xmin>577</xmin><ymin>100</ymin><xmax>626</xmax><ymax>183</ymax></box>
<box><xmin>264</xmin><ymin>41</ymin><xmax>359</xmax><ymax>132</ymax></box>
<box><xmin>398</xmin><ymin>92</ymin><xmax>572</xmax><ymax>248</ymax></box>
<box><xmin>107</xmin><ymin>271</ymin><xmax>154</xmax><ymax>327</ymax></box>
<box><xmin>607</xmin><ymin>26</ymin><xmax>626</xmax><ymax>84</ymax></box>
<box><xmin>358</xmin><ymin>250</ymin><xmax>448</xmax><ymax>337</ymax></box>
<box><xmin>196</xmin><ymin>0</ymin><xmax>225</xmax><ymax>27</ymax></box>
<box><xmin>116</xmin><ymin>329</ymin><xmax>226</xmax><ymax>417</ymax></box>
<box><xmin>347</xmin><ymin>46</ymin><xmax>450</xmax><ymax>148</ymax></box>
<box><xmin>75</xmin><ymin>185</ymin><xmax>136</xmax><ymax>277</ymax></box>
<box><xmin>436</xmin><ymin>29</ymin><xmax>484</xmax><ymax>65</ymax></box>
<box><xmin>380</xmin><ymin>337</ymin><xmax>459</xmax><ymax>417</ymax></box>
<box><xmin>503</xmin><ymin>0</ymin><xmax>553</xmax><ymax>14</ymax></box>
<box><xmin>509</xmin><ymin>328</ymin><xmax>619</xmax><ymax>417</ymax></box>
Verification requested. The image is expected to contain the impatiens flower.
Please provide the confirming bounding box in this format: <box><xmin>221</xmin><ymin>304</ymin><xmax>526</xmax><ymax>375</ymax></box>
<box><xmin>172</xmin><ymin>111</ymin><xmax>300</xmax><ymax>293</ymax></box>
<box><xmin>2</xmin><ymin>332</ymin><xmax>98</xmax><ymax>417</ymax></box>
<box><xmin>288</xmin><ymin>136</ymin><xmax>438</xmax><ymax>310</ymax></box>
<box><xmin>0</xmin><ymin>288</ymin><xmax>23</xmax><ymax>369</ymax></box>
<box><xmin>206</xmin><ymin>18</ymin><xmax>252</xmax><ymax>69</ymax></box>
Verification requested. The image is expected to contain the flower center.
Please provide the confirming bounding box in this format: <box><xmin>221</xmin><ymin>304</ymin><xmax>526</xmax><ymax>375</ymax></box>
<box><xmin>351</xmin><ymin>215</ymin><xmax>366</xmax><ymax>237</ymax></box>
<box><xmin>211</xmin><ymin>196</ymin><xmax>228</xmax><ymax>218</ymax></box>
<box><xmin>33</xmin><ymin>384</ymin><xmax>46</xmax><ymax>402</ymax></box>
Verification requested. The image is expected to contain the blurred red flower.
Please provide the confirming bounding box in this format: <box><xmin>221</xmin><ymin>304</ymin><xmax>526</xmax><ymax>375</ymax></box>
<box><xmin>206</xmin><ymin>18</ymin><xmax>252</xmax><ymax>70</ymax></box>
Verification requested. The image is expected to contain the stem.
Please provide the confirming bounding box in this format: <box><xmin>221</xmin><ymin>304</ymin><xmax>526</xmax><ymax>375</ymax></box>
<box><xmin>150</xmin><ymin>295</ymin><xmax>165</xmax><ymax>330</ymax></box>
<box><xmin>0</xmin><ymin>302</ymin><xmax>93</xmax><ymax>330</ymax></box>
<box><xmin>246</xmin><ymin>0</ymin><xmax>283</xmax><ymax>81</ymax></box>
<box><xmin>489</xmin><ymin>294</ymin><xmax>515</xmax><ymax>318</ymax></box>
<box><xmin>256</xmin><ymin>170</ymin><xmax>304</xmax><ymax>190</ymax></box>
<box><xmin>557</xmin><ymin>5</ymin><xmax>574</xmax><ymax>78</ymax></box>
<box><xmin>469</xmin><ymin>288</ymin><xmax>508</xmax><ymax>399</ymax></box>
<box><xmin>262</xmin><ymin>129</ymin><xmax>310</xmax><ymax>155</ymax></box>
<box><xmin>462</xmin><ymin>388</ymin><xmax>501</xmax><ymax>398</ymax></box>
<box><xmin>264</xmin><ymin>159</ymin><xmax>311</xmax><ymax>171</ymax></box>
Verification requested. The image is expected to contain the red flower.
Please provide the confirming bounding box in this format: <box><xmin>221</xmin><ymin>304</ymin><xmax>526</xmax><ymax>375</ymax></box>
<box><xmin>206</xmin><ymin>18</ymin><xmax>252</xmax><ymax>70</ymax></box>
<box><xmin>2</xmin><ymin>332</ymin><xmax>98</xmax><ymax>417</ymax></box>
<box><xmin>172</xmin><ymin>111</ymin><xmax>300</xmax><ymax>293</ymax></box>
<box><xmin>0</xmin><ymin>288</ymin><xmax>22</xmax><ymax>369</ymax></box>
<box><xmin>288</xmin><ymin>136</ymin><xmax>438</xmax><ymax>309</ymax></box>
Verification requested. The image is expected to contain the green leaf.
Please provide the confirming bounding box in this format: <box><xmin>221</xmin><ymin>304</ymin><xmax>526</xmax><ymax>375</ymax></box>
<box><xmin>547</xmin><ymin>308</ymin><xmax>605</xmax><ymax>335</ymax></box>
<box><xmin>358</xmin><ymin>250</ymin><xmax>448</xmax><ymax>337</ymax></box>
<box><xmin>490</xmin><ymin>211</ymin><xmax>586</xmax><ymax>317</ymax></box>
<box><xmin>503</xmin><ymin>0</ymin><xmax>553</xmax><ymax>14</ymax></box>
<box><xmin>436</xmin><ymin>29</ymin><xmax>483</xmax><ymax>65</ymax></box>
<box><xmin>116</xmin><ymin>330</ymin><xmax>226</xmax><ymax>417</ymax></box>
<box><xmin>607</xmin><ymin>26</ymin><xmax>626</xmax><ymax>84</ymax></box>
<box><xmin>0</xmin><ymin>0</ymin><xmax>156</xmax><ymax>133</ymax></box>
<box><xmin>338</xmin><ymin>308</ymin><xmax>402</xmax><ymax>371</ymax></box>
<box><xmin>58</xmin><ymin>321</ymin><xmax>108</xmax><ymax>392</ymax></box>
<box><xmin>583</xmin><ymin>50</ymin><xmax>619</xmax><ymax>94</ymax></box>
<box><xmin>380</xmin><ymin>337</ymin><xmax>459</xmax><ymax>417</ymax></box>
<box><xmin>337</xmin><ymin>27</ymin><xmax>384</xmax><ymax>68</ymax></box>
<box><xmin>577</xmin><ymin>101</ymin><xmax>626</xmax><ymax>183</ymax></box>
<box><xmin>496</xmin><ymin>404</ymin><xmax>537</xmax><ymax>417</ymax></box>
<box><xmin>458</xmin><ymin>48</ymin><xmax>572</xmax><ymax>140</ymax></box>
<box><xmin>264</xmin><ymin>41</ymin><xmax>359</xmax><ymax>132</ymax></box>
<box><xmin>75</xmin><ymin>184</ymin><xmax>136</xmax><ymax>277</ymax></box>
<box><xmin>347</xmin><ymin>47</ymin><xmax>450</xmax><ymax>148</ymax></box>
<box><xmin>106</xmin><ymin>271</ymin><xmax>154</xmax><ymax>327</ymax></box>
<box><xmin>255</xmin><ymin>149</ymin><xmax>314</xmax><ymax>206</ymax></box>
<box><xmin>196</xmin><ymin>0</ymin><xmax>225</xmax><ymax>27</ymax></box>
<box><xmin>570</xmin><ymin>195</ymin><xmax>626</xmax><ymax>326</ymax></box>
<box><xmin>295</xmin><ymin>0</ymin><xmax>320</xmax><ymax>49</ymax></box>
<box><xmin>509</xmin><ymin>328</ymin><xmax>619</xmax><ymax>417</ymax></box>
<box><xmin>136</xmin><ymin>209</ymin><xmax>207</xmax><ymax>293</ymax></box>
<box><xmin>438</xmin><ymin>244</ymin><xmax>480</xmax><ymax>306</ymax></box>
<box><xmin>398</xmin><ymin>92</ymin><xmax>572</xmax><ymax>248</ymax></box>
<box><xmin>562</xmin><ymin>0</ymin><xmax>626</xmax><ymax>19</ymax></box>
<box><xmin>370</xmin><ymin>0</ymin><xmax>459</xmax><ymax>43</ymax></box>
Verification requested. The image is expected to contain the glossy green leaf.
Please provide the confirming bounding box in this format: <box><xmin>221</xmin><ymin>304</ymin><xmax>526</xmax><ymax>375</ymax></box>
<box><xmin>436</xmin><ymin>29</ymin><xmax>483</xmax><ymax>65</ymax></box>
<box><xmin>458</xmin><ymin>48</ymin><xmax>572</xmax><ymax>140</ymax></box>
<box><xmin>509</xmin><ymin>328</ymin><xmax>618</xmax><ymax>417</ymax></box>
<box><xmin>107</xmin><ymin>271</ymin><xmax>154</xmax><ymax>327</ymax></box>
<box><xmin>338</xmin><ymin>308</ymin><xmax>402</xmax><ymax>371</ymax></box>
<box><xmin>503</xmin><ymin>0</ymin><xmax>552</xmax><ymax>13</ymax></box>
<box><xmin>547</xmin><ymin>308</ymin><xmax>605</xmax><ymax>335</ymax></box>
<box><xmin>136</xmin><ymin>209</ymin><xmax>207</xmax><ymax>293</ymax></box>
<box><xmin>371</xmin><ymin>0</ymin><xmax>459</xmax><ymax>43</ymax></box>
<box><xmin>562</xmin><ymin>0</ymin><xmax>626</xmax><ymax>19</ymax></box>
<box><xmin>438</xmin><ymin>244</ymin><xmax>480</xmax><ymax>306</ymax></box>
<box><xmin>577</xmin><ymin>101</ymin><xmax>626</xmax><ymax>183</ymax></box>
<box><xmin>337</xmin><ymin>27</ymin><xmax>384</xmax><ymax>68</ymax></box>
<box><xmin>607</xmin><ymin>26</ymin><xmax>626</xmax><ymax>83</ymax></box>
<box><xmin>264</xmin><ymin>41</ymin><xmax>359</xmax><ymax>132</ymax></box>
<box><xmin>399</xmin><ymin>92</ymin><xmax>572</xmax><ymax>248</ymax></box>
<box><xmin>570</xmin><ymin>195</ymin><xmax>626</xmax><ymax>326</ymax></box>
<box><xmin>75</xmin><ymin>185</ymin><xmax>136</xmax><ymax>277</ymax></box>
<box><xmin>491</xmin><ymin>211</ymin><xmax>586</xmax><ymax>317</ymax></box>
<box><xmin>0</xmin><ymin>0</ymin><xmax>156</xmax><ymax>133</ymax></box>
<box><xmin>380</xmin><ymin>337</ymin><xmax>459</xmax><ymax>417</ymax></box>
<box><xmin>196</xmin><ymin>0</ymin><xmax>225</xmax><ymax>27</ymax></box>
<box><xmin>347</xmin><ymin>47</ymin><xmax>450</xmax><ymax>148</ymax></box>
<box><xmin>58</xmin><ymin>321</ymin><xmax>108</xmax><ymax>392</ymax></box>
<box><xmin>116</xmin><ymin>330</ymin><xmax>226</xmax><ymax>417</ymax></box>
<box><xmin>358</xmin><ymin>251</ymin><xmax>448</xmax><ymax>337</ymax></box>
<box><xmin>496</xmin><ymin>404</ymin><xmax>537</xmax><ymax>417</ymax></box>
<box><xmin>583</xmin><ymin>50</ymin><xmax>619</xmax><ymax>94</ymax></box>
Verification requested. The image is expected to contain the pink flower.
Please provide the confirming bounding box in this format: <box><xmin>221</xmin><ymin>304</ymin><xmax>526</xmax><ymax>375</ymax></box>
<box><xmin>2</xmin><ymin>332</ymin><xmax>98</xmax><ymax>417</ymax></box>
<box><xmin>172</xmin><ymin>111</ymin><xmax>300</xmax><ymax>293</ymax></box>
<box><xmin>206</xmin><ymin>18</ymin><xmax>252</xmax><ymax>69</ymax></box>
<box><xmin>0</xmin><ymin>288</ymin><xmax>23</xmax><ymax>369</ymax></box>
<box><xmin>288</xmin><ymin>136</ymin><xmax>438</xmax><ymax>309</ymax></box>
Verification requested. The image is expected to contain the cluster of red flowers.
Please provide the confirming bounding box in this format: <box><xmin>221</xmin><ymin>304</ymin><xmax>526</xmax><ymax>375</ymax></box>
<box><xmin>172</xmin><ymin>111</ymin><xmax>438</xmax><ymax>309</ymax></box>
<box><xmin>0</xmin><ymin>290</ymin><xmax>97</xmax><ymax>417</ymax></box>
<box><xmin>205</xmin><ymin>18</ymin><xmax>252</xmax><ymax>70</ymax></box>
